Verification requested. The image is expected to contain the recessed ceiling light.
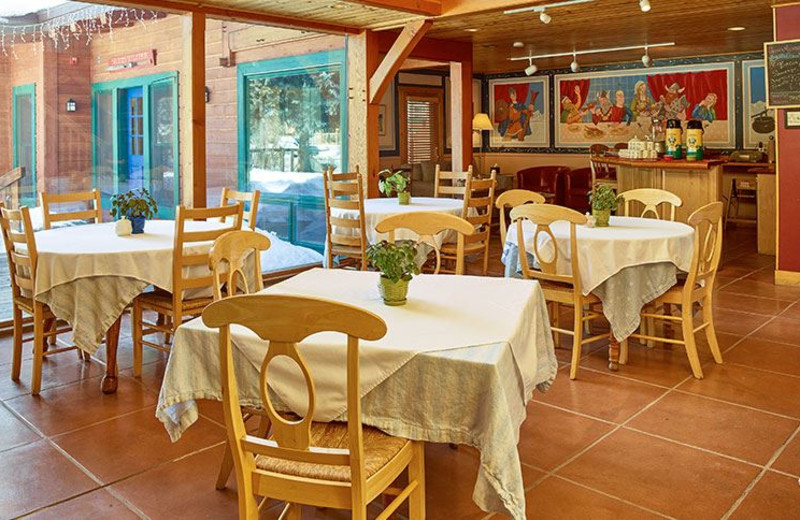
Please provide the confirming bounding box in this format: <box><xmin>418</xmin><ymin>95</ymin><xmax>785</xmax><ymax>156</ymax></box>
<box><xmin>728</xmin><ymin>26</ymin><xmax>746</xmax><ymax>31</ymax></box>
<box><xmin>330</xmin><ymin>2</ymin><xmax>348</xmax><ymax>9</ymax></box>
<box><xmin>513</xmin><ymin>41</ymin><xmax>525</xmax><ymax>48</ymax></box>
<box><xmin>464</xmin><ymin>28</ymin><xmax>478</xmax><ymax>32</ymax></box>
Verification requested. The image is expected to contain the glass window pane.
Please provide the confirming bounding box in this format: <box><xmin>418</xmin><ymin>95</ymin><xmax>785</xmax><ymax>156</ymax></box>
<box><xmin>149</xmin><ymin>81</ymin><xmax>176</xmax><ymax>216</ymax></box>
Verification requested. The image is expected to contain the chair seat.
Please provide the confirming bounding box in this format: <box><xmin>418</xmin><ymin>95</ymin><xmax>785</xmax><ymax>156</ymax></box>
<box><xmin>538</xmin><ymin>280</ymin><xmax>601</xmax><ymax>305</ymax></box>
<box><xmin>256</xmin><ymin>422</ymin><xmax>409</xmax><ymax>482</ymax></box>
<box><xmin>135</xmin><ymin>290</ymin><xmax>214</xmax><ymax>313</ymax></box>
<box><xmin>14</xmin><ymin>295</ymin><xmax>56</xmax><ymax>317</ymax></box>
<box><xmin>440</xmin><ymin>241</ymin><xmax>486</xmax><ymax>255</ymax></box>
<box><xmin>654</xmin><ymin>279</ymin><xmax>704</xmax><ymax>305</ymax></box>
<box><xmin>330</xmin><ymin>245</ymin><xmax>365</xmax><ymax>257</ymax></box>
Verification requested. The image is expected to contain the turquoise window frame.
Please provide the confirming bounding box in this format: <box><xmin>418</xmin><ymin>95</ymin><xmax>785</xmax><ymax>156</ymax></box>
<box><xmin>237</xmin><ymin>49</ymin><xmax>347</xmax><ymax>250</ymax></box>
<box><xmin>91</xmin><ymin>71</ymin><xmax>179</xmax><ymax>218</ymax></box>
<box><xmin>12</xmin><ymin>84</ymin><xmax>37</xmax><ymax>207</ymax></box>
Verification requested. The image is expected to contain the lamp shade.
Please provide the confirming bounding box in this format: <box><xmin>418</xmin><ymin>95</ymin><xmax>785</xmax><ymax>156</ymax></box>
<box><xmin>472</xmin><ymin>113</ymin><xmax>493</xmax><ymax>131</ymax></box>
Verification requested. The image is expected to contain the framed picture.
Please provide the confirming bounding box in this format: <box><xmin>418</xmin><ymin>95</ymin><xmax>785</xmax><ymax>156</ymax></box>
<box><xmin>554</xmin><ymin>62</ymin><xmax>736</xmax><ymax>148</ymax></box>
<box><xmin>743</xmin><ymin>60</ymin><xmax>776</xmax><ymax>148</ymax></box>
<box><xmin>378</xmin><ymin>104</ymin><xmax>387</xmax><ymax>136</ymax></box>
<box><xmin>488</xmin><ymin>76</ymin><xmax>550</xmax><ymax>148</ymax></box>
<box><xmin>378</xmin><ymin>82</ymin><xmax>396</xmax><ymax>151</ymax></box>
<box><xmin>786</xmin><ymin>109</ymin><xmax>800</xmax><ymax>129</ymax></box>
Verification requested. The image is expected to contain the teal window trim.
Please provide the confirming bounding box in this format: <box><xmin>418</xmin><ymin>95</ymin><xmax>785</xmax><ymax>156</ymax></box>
<box><xmin>91</xmin><ymin>71</ymin><xmax>179</xmax><ymax>216</ymax></box>
<box><xmin>12</xmin><ymin>84</ymin><xmax>36</xmax><ymax>207</ymax></box>
<box><xmin>236</xmin><ymin>49</ymin><xmax>347</xmax><ymax>250</ymax></box>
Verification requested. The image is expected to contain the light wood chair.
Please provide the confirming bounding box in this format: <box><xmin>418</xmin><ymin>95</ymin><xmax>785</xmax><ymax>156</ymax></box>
<box><xmin>209</xmin><ymin>230</ymin><xmax>271</xmax><ymax>301</ymax></box>
<box><xmin>202</xmin><ymin>294</ymin><xmax>426</xmax><ymax>520</ymax></box>
<box><xmin>619</xmin><ymin>188</ymin><xmax>683</xmax><ymax>221</ymax></box>
<box><xmin>625</xmin><ymin>202</ymin><xmax>724</xmax><ymax>379</ymax></box>
<box><xmin>40</xmin><ymin>189</ymin><xmax>102</xmax><ymax>229</ymax></box>
<box><xmin>220</xmin><ymin>187</ymin><xmax>260</xmax><ymax>231</ymax></box>
<box><xmin>375</xmin><ymin>211</ymin><xmax>474</xmax><ymax>275</ymax></box>
<box><xmin>510</xmin><ymin>204</ymin><xmax>610</xmax><ymax>379</ymax></box>
<box><xmin>0</xmin><ymin>204</ymin><xmax>85</xmax><ymax>395</ymax></box>
<box><xmin>434</xmin><ymin>164</ymin><xmax>473</xmax><ymax>198</ymax></box>
<box><xmin>132</xmin><ymin>203</ymin><xmax>243</xmax><ymax>377</ymax></box>
<box><xmin>440</xmin><ymin>172</ymin><xmax>496</xmax><ymax>276</ymax></box>
<box><xmin>495</xmin><ymin>189</ymin><xmax>547</xmax><ymax>247</ymax></box>
<box><xmin>324</xmin><ymin>168</ymin><xmax>368</xmax><ymax>271</ymax></box>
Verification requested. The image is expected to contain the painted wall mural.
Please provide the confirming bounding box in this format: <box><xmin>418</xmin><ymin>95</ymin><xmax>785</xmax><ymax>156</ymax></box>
<box><xmin>489</xmin><ymin>77</ymin><xmax>549</xmax><ymax>148</ymax></box>
<box><xmin>555</xmin><ymin>63</ymin><xmax>736</xmax><ymax>148</ymax></box>
<box><xmin>743</xmin><ymin>59</ymin><xmax>776</xmax><ymax>149</ymax></box>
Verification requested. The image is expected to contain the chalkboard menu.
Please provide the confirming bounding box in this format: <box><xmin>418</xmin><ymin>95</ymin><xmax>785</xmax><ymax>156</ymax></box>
<box><xmin>765</xmin><ymin>40</ymin><xmax>800</xmax><ymax>108</ymax></box>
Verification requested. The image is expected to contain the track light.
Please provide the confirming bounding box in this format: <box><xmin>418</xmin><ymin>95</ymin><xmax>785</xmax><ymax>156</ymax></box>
<box><xmin>639</xmin><ymin>0</ymin><xmax>651</xmax><ymax>12</ymax></box>
<box><xmin>570</xmin><ymin>52</ymin><xmax>580</xmax><ymax>72</ymax></box>
<box><xmin>525</xmin><ymin>58</ymin><xmax>538</xmax><ymax>76</ymax></box>
<box><xmin>509</xmin><ymin>42</ymin><xmax>675</xmax><ymax>63</ymax></box>
<box><xmin>539</xmin><ymin>10</ymin><xmax>552</xmax><ymax>24</ymax></box>
<box><xmin>642</xmin><ymin>46</ymin><xmax>652</xmax><ymax>67</ymax></box>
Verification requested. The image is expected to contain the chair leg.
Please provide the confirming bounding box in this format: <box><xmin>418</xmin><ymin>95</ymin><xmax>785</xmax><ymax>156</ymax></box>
<box><xmin>48</xmin><ymin>318</ymin><xmax>58</xmax><ymax>346</ymax></box>
<box><xmin>31</xmin><ymin>305</ymin><xmax>45</xmax><ymax>396</ymax></box>
<box><xmin>681</xmin><ymin>304</ymin><xmax>704</xmax><ymax>379</ymax></box>
<box><xmin>11</xmin><ymin>305</ymin><xmax>23</xmax><ymax>381</ymax></box>
<box><xmin>41</xmin><ymin>317</ymin><xmax>55</xmax><ymax>352</ymax></box>
<box><xmin>619</xmin><ymin>339</ymin><xmax>628</xmax><ymax>365</ymax></box>
<box><xmin>482</xmin><ymin>243</ymin><xmax>489</xmax><ymax>276</ymax></box>
<box><xmin>132</xmin><ymin>300</ymin><xmax>143</xmax><ymax>378</ymax></box>
<box><xmin>284</xmin><ymin>503</ymin><xmax>303</xmax><ymax>520</ymax></box>
<box><xmin>551</xmin><ymin>302</ymin><xmax>560</xmax><ymax>349</ymax></box>
<box><xmin>164</xmin><ymin>315</ymin><xmax>173</xmax><ymax>345</ymax></box>
<box><xmin>702</xmin><ymin>299</ymin><xmax>723</xmax><ymax>364</ymax></box>
<box><xmin>569</xmin><ymin>303</ymin><xmax>584</xmax><ymax>380</ymax></box>
<box><xmin>408</xmin><ymin>441</ymin><xmax>426</xmax><ymax>520</ymax></box>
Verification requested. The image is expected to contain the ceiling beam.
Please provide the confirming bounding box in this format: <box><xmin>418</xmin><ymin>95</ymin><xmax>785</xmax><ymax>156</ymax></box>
<box><xmin>369</xmin><ymin>19</ymin><xmax>433</xmax><ymax>104</ymax></box>
<box><xmin>76</xmin><ymin>0</ymin><xmax>361</xmax><ymax>35</ymax></box>
<box><xmin>400</xmin><ymin>58</ymin><xmax>449</xmax><ymax>70</ymax></box>
<box><xmin>439</xmin><ymin>0</ymin><xmax>550</xmax><ymax>18</ymax></box>
<box><xmin>344</xmin><ymin>0</ymin><xmax>442</xmax><ymax>16</ymax></box>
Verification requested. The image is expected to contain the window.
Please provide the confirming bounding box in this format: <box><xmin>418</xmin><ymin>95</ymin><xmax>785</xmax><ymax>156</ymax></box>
<box><xmin>400</xmin><ymin>87</ymin><xmax>442</xmax><ymax>165</ymax></box>
<box><xmin>12</xmin><ymin>84</ymin><xmax>36</xmax><ymax>207</ymax></box>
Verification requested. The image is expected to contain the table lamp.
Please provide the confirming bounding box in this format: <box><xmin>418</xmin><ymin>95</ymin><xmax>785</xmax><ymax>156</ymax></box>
<box><xmin>472</xmin><ymin>113</ymin><xmax>493</xmax><ymax>176</ymax></box>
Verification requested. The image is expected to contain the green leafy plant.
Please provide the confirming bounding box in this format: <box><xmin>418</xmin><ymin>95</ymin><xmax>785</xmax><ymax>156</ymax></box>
<box><xmin>110</xmin><ymin>188</ymin><xmax>158</xmax><ymax>220</ymax></box>
<box><xmin>589</xmin><ymin>185</ymin><xmax>623</xmax><ymax>211</ymax></box>
<box><xmin>366</xmin><ymin>240</ymin><xmax>420</xmax><ymax>283</ymax></box>
<box><xmin>378</xmin><ymin>170</ymin><xmax>410</xmax><ymax>196</ymax></box>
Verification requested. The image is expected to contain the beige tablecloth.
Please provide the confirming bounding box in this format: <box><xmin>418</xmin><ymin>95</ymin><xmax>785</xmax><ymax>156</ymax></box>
<box><xmin>157</xmin><ymin>269</ymin><xmax>557</xmax><ymax>520</ymax></box>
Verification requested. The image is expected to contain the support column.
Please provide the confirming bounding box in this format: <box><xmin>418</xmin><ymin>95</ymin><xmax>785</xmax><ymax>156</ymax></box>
<box><xmin>180</xmin><ymin>12</ymin><xmax>207</xmax><ymax>208</ymax></box>
<box><xmin>449</xmin><ymin>60</ymin><xmax>473</xmax><ymax>173</ymax></box>
<box><xmin>347</xmin><ymin>30</ymin><xmax>380</xmax><ymax>197</ymax></box>
<box><xmin>39</xmin><ymin>42</ymin><xmax>58</xmax><ymax>194</ymax></box>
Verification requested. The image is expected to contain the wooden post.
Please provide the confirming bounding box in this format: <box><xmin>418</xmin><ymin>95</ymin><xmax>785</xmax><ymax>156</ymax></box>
<box><xmin>180</xmin><ymin>12</ymin><xmax>207</xmax><ymax>208</ymax></box>
<box><xmin>347</xmin><ymin>30</ymin><xmax>381</xmax><ymax>197</ymax></box>
<box><xmin>40</xmin><ymin>42</ymin><xmax>58</xmax><ymax>195</ymax></box>
<box><xmin>449</xmin><ymin>60</ymin><xmax>473</xmax><ymax>173</ymax></box>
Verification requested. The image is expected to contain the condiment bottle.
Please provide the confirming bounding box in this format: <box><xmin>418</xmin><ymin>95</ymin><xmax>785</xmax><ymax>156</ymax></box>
<box><xmin>665</xmin><ymin>119</ymin><xmax>683</xmax><ymax>159</ymax></box>
<box><xmin>686</xmin><ymin>120</ymin><xmax>704</xmax><ymax>161</ymax></box>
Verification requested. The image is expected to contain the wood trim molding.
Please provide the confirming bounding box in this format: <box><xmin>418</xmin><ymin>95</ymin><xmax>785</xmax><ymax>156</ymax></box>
<box><xmin>345</xmin><ymin>0</ymin><xmax>441</xmax><ymax>16</ymax></box>
<box><xmin>369</xmin><ymin>19</ymin><xmax>432</xmax><ymax>104</ymax></box>
<box><xmin>775</xmin><ymin>270</ymin><xmax>800</xmax><ymax>286</ymax></box>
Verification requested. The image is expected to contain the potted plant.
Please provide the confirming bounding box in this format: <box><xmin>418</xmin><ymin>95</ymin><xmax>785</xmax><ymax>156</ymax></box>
<box><xmin>588</xmin><ymin>185</ymin><xmax>622</xmax><ymax>227</ymax></box>
<box><xmin>378</xmin><ymin>169</ymin><xmax>411</xmax><ymax>205</ymax></box>
<box><xmin>110</xmin><ymin>188</ymin><xmax>158</xmax><ymax>234</ymax></box>
<box><xmin>366</xmin><ymin>240</ymin><xmax>420</xmax><ymax>306</ymax></box>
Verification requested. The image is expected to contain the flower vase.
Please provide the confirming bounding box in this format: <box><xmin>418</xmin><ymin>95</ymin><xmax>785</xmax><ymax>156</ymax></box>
<box><xmin>592</xmin><ymin>208</ymin><xmax>611</xmax><ymax>227</ymax></box>
<box><xmin>130</xmin><ymin>215</ymin><xmax>146</xmax><ymax>234</ymax></box>
<box><xmin>397</xmin><ymin>192</ymin><xmax>411</xmax><ymax>205</ymax></box>
<box><xmin>378</xmin><ymin>277</ymin><xmax>409</xmax><ymax>306</ymax></box>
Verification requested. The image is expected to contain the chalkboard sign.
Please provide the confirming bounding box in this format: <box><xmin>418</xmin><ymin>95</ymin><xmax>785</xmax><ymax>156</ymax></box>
<box><xmin>765</xmin><ymin>40</ymin><xmax>800</xmax><ymax>108</ymax></box>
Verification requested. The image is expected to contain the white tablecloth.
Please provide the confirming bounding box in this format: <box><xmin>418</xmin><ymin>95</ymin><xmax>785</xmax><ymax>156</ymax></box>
<box><xmin>156</xmin><ymin>268</ymin><xmax>557</xmax><ymax>520</ymax></box>
<box><xmin>503</xmin><ymin>216</ymin><xmax>695</xmax><ymax>341</ymax></box>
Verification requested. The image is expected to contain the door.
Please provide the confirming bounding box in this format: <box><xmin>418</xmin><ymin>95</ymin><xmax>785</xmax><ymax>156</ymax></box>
<box><xmin>125</xmin><ymin>87</ymin><xmax>145</xmax><ymax>191</ymax></box>
<box><xmin>12</xmin><ymin>84</ymin><xmax>36</xmax><ymax>207</ymax></box>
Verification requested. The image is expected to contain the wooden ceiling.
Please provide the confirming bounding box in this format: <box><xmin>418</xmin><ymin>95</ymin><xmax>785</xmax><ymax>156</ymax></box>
<box><xmin>428</xmin><ymin>0</ymin><xmax>774</xmax><ymax>73</ymax></box>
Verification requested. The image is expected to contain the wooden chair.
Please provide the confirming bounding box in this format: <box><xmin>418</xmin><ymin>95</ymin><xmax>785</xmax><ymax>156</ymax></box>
<box><xmin>202</xmin><ymin>294</ymin><xmax>425</xmax><ymax>520</ymax></box>
<box><xmin>589</xmin><ymin>144</ymin><xmax>617</xmax><ymax>192</ymax></box>
<box><xmin>132</xmin><ymin>203</ymin><xmax>243</xmax><ymax>377</ymax></box>
<box><xmin>434</xmin><ymin>164</ymin><xmax>473</xmax><ymax>198</ymax></box>
<box><xmin>495</xmin><ymin>189</ymin><xmax>546</xmax><ymax>247</ymax></box>
<box><xmin>619</xmin><ymin>188</ymin><xmax>683</xmax><ymax>221</ymax></box>
<box><xmin>375</xmin><ymin>211</ymin><xmax>474</xmax><ymax>275</ymax></box>
<box><xmin>625</xmin><ymin>202</ymin><xmax>724</xmax><ymax>379</ymax></box>
<box><xmin>220</xmin><ymin>187</ymin><xmax>260</xmax><ymax>231</ymax></box>
<box><xmin>440</xmin><ymin>172</ymin><xmax>496</xmax><ymax>276</ymax></box>
<box><xmin>209</xmin><ymin>230</ymin><xmax>271</xmax><ymax>301</ymax></box>
<box><xmin>0</xmin><ymin>204</ymin><xmax>85</xmax><ymax>395</ymax></box>
<box><xmin>324</xmin><ymin>168</ymin><xmax>367</xmax><ymax>270</ymax></box>
<box><xmin>510</xmin><ymin>204</ymin><xmax>610</xmax><ymax>379</ymax></box>
<box><xmin>40</xmin><ymin>189</ymin><xmax>102</xmax><ymax>229</ymax></box>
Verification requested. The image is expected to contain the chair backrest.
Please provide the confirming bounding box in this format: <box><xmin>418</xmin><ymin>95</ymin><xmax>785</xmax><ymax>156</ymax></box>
<box><xmin>40</xmin><ymin>189</ymin><xmax>102</xmax><ymax>229</ymax></box>
<box><xmin>462</xmin><ymin>172</ymin><xmax>497</xmax><ymax>244</ymax></box>
<box><xmin>434</xmin><ymin>164</ymin><xmax>472</xmax><ymax>198</ymax></box>
<box><xmin>209</xmin><ymin>230</ymin><xmax>271</xmax><ymax>301</ymax></box>
<box><xmin>323</xmin><ymin>168</ymin><xmax>367</xmax><ymax>268</ymax></box>
<box><xmin>202</xmin><ymin>294</ymin><xmax>387</xmax><ymax>495</ymax></box>
<box><xmin>495</xmin><ymin>189</ymin><xmax>546</xmax><ymax>245</ymax></box>
<box><xmin>516</xmin><ymin>166</ymin><xmax>568</xmax><ymax>198</ymax></box>
<box><xmin>375</xmin><ymin>211</ymin><xmax>474</xmax><ymax>275</ymax></box>
<box><xmin>613</xmin><ymin>142</ymin><xmax>629</xmax><ymax>150</ymax></box>
<box><xmin>0</xmin><ymin>204</ymin><xmax>37</xmax><ymax>299</ymax></box>
<box><xmin>510</xmin><ymin>203</ymin><xmax>587</xmax><ymax>295</ymax></box>
<box><xmin>620</xmin><ymin>188</ymin><xmax>683</xmax><ymax>221</ymax></box>
<box><xmin>685</xmin><ymin>202</ymin><xmax>724</xmax><ymax>293</ymax></box>
<box><xmin>173</xmin><ymin>204</ymin><xmax>243</xmax><ymax>308</ymax></box>
<box><xmin>589</xmin><ymin>144</ymin><xmax>610</xmax><ymax>156</ymax></box>
<box><xmin>219</xmin><ymin>187</ymin><xmax>260</xmax><ymax>230</ymax></box>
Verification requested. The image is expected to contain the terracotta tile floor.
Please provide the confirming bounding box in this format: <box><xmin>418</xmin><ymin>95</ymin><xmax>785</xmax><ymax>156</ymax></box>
<box><xmin>2</xmin><ymin>227</ymin><xmax>800</xmax><ymax>519</ymax></box>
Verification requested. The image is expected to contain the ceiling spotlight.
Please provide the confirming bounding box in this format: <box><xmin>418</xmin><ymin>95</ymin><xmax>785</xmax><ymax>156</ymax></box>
<box><xmin>525</xmin><ymin>58</ymin><xmax>538</xmax><ymax>76</ymax></box>
<box><xmin>639</xmin><ymin>0</ymin><xmax>651</xmax><ymax>12</ymax></box>
<box><xmin>464</xmin><ymin>28</ymin><xmax>478</xmax><ymax>32</ymax></box>
<box><xmin>570</xmin><ymin>52</ymin><xmax>580</xmax><ymax>72</ymax></box>
<box><xmin>513</xmin><ymin>41</ymin><xmax>525</xmax><ymax>48</ymax></box>
<box><xmin>642</xmin><ymin>46</ymin><xmax>652</xmax><ymax>67</ymax></box>
<box><xmin>539</xmin><ymin>10</ymin><xmax>552</xmax><ymax>24</ymax></box>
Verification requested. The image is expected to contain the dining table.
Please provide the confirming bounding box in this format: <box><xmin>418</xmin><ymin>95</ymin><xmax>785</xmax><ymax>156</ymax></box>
<box><xmin>33</xmin><ymin>219</ymin><xmax>241</xmax><ymax>394</ymax></box>
<box><xmin>502</xmin><ymin>215</ymin><xmax>695</xmax><ymax>369</ymax></box>
<box><xmin>156</xmin><ymin>268</ymin><xmax>558</xmax><ymax>520</ymax></box>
